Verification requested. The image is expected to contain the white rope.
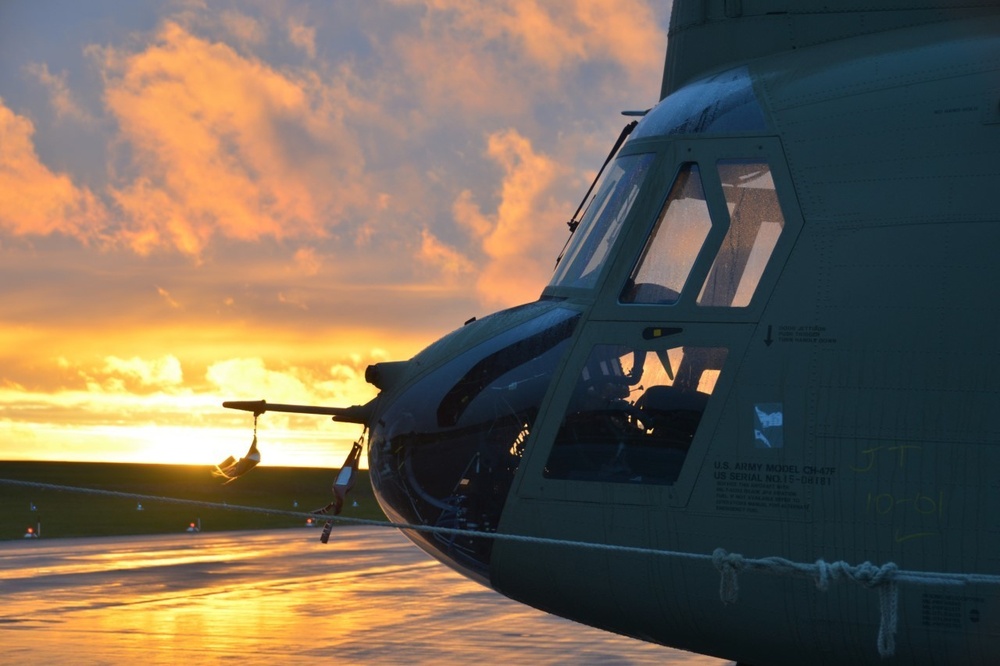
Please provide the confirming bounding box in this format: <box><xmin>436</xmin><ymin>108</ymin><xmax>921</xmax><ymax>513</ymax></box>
<box><xmin>5</xmin><ymin>477</ymin><xmax>999</xmax><ymax>659</ymax></box>
<box><xmin>711</xmin><ymin>549</ymin><xmax>903</xmax><ymax>657</ymax></box>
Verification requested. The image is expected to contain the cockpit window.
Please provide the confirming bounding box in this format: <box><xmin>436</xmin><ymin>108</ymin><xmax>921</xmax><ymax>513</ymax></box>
<box><xmin>697</xmin><ymin>160</ymin><xmax>785</xmax><ymax>307</ymax></box>
<box><xmin>550</xmin><ymin>153</ymin><xmax>656</xmax><ymax>290</ymax></box>
<box><xmin>544</xmin><ymin>343</ymin><xmax>728</xmax><ymax>485</ymax></box>
<box><xmin>620</xmin><ymin>163</ymin><xmax>712</xmax><ymax>304</ymax></box>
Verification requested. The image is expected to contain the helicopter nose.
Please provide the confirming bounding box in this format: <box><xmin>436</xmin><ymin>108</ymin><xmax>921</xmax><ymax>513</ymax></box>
<box><xmin>367</xmin><ymin>302</ymin><xmax>580</xmax><ymax>584</ymax></box>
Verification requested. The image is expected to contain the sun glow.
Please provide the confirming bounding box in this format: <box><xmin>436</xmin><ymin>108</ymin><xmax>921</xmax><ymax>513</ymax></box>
<box><xmin>0</xmin><ymin>367</ymin><xmax>376</xmax><ymax>467</ymax></box>
<box><xmin>0</xmin><ymin>420</ymin><xmax>366</xmax><ymax>469</ymax></box>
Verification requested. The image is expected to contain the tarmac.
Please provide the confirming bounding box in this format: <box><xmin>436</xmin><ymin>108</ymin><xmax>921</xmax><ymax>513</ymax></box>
<box><xmin>0</xmin><ymin>526</ymin><xmax>732</xmax><ymax>665</ymax></box>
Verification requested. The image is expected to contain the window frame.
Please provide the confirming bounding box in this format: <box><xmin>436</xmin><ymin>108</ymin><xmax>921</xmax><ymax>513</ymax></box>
<box><xmin>589</xmin><ymin>136</ymin><xmax>801</xmax><ymax>324</ymax></box>
<box><xmin>513</xmin><ymin>320</ymin><xmax>751</xmax><ymax>508</ymax></box>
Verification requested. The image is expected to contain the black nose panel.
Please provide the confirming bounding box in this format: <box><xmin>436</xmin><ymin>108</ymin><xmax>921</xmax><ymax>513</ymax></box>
<box><xmin>368</xmin><ymin>305</ymin><xmax>579</xmax><ymax>583</ymax></box>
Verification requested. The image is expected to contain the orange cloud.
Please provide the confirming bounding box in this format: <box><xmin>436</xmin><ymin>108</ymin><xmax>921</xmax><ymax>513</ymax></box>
<box><xmin>397</xmin><ymin>0</ymin><xmax>664</xmax><ymax>88</ymax></box>
<box><xmin>448</xmin><ymin>1</ymin><xmax>586</xmax><ymax>69</ymax></box>
<box><xmin>156</xmin><ymin>286</ymin><xmax>181</xmax><ymax>309</ymax></box>
<box><xmin>292</xmin><ymin>246</ymin><xmax>323</xmax><ymax>276</ymax></box>
<box><xmin>392</xmin><ymin>29</ymin><xmax>528</xmax><ymax>120</ymax></box>
<box><xmin>288</xmin><ymin>19</ymin><xmax>317</xmax><ymax>59</ymax></box>
<box><xmin>220</xmin><ymin>10</ymin><xmax>267</xmax><ymax>47</ymax></box>
<box><xmin>98</xmin><ymin>355</ymin><xmax>184</xmax><ymax>391</ymax></box>
<box><xmin>574</xmin><ymin>0</ymin><xmax>665</xmax><ymax>78</ymax></box>
<box><xmin>453</xmin><ymin>129</ymin><xmax>568</xmax><ymax>307</ymax></box>
<box><xmin>391</xmin><ymin>0</ymin><xmax>658</xmax><ymax>120</ymax></box>
<box><xmin>0</xmin><ymin>99</ymin><xmax>107</xmax><ymax>239</ymax></box>
<box><xmin>23</xmin><ymin>62</ymin><xmax>95</xmax><ymax>124</ymax></box>
<box><xmin>417</xmin><ymin>228</ymin><xmax>476</xmax><ymax>278</ymax></box>
<box><xmin>205</xmin><ymin>356</ymin><xmax>379</xmax><ymax>414</ymax></box>
<box><xmin>97</xmin><ymin>21</ymin><xmax>373</xmax><ymax>256</ymax></box>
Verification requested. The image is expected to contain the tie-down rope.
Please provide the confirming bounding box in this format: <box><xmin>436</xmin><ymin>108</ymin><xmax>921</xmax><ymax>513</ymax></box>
<box><xmin>4</xmin><ymin>477</ymin><xmax>998</xmax><ymax>659</ymax></box>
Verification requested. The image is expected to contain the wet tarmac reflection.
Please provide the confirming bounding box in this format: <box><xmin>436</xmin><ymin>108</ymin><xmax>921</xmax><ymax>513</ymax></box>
<box><xmin>0</xmin><ymin>527</ymin><xmax>732</xmax><ymax>665</ymax></box>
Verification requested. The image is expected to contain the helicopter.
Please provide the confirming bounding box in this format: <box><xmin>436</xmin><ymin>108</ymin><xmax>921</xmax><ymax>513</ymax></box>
<box><xmin>223</xmin><ymin>1</ymin><xmax>1000</xmax><ymax>664</ymax></box>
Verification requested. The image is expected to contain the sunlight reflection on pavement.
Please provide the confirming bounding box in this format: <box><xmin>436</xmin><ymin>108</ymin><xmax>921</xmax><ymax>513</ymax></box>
<box><xmin>0</xmin><ymin>528</ymin><xmax>732</xmax><ymax>665</ymax></box>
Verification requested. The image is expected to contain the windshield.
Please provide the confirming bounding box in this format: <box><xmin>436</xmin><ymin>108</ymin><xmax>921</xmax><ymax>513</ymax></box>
<box><xmin>550</xmin><ymin>153</ymin><xmax>656</xmax><ymax>290</ymax></box>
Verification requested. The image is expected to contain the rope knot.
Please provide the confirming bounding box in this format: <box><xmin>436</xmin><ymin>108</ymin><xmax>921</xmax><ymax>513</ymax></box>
<box><xmin>814</xmin><ymin>559</ymin><xmax>833</xmax><ymax>590</ymax></box>
<box><xmin>854</xmin><ymin>561</ymin><xmax>898</xmax><ymax>588</ymax></box>
<box><xmin>813</xmin><ymin>558</ymin><xmax>851</xmax><ymax>590</ymax></box>
<box><xmin>855</xmin><ymin>562</ymin><xmax>899</xmax><ymax>658</ymax></box>
<box><xmin>712</xmin><ymin>548</ymin><xmax>745</xmax><ymax>605</ymax></box>
<box><xmin>812</xmin><ymin>559</ymin><xmax>899</xmax><ymax>658</ymax></box>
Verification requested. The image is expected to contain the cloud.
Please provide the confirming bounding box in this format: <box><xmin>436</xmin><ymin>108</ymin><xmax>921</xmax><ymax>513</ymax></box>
<box><xmin>205</xmin><ymin>356</ymin><xmax>377</xmax><ymax>409</ymax></box>
<box><xmin>97</xmin><ymin>21</ymin><xmax>374</xmax><ymax>256</ymax></box>
<box><xmin>452</xmin><ymin>129</ymin><xmax>568</xmax><ymax>307</ymax></box>
<box><xmin>437</xmin><ymin>0</ymin><xmax>587</xmax><ymax>70</ymax></box>
<box><xmin>101</xmin><ymin>355</ymin><xmax>184</xmax><ymax>389</ymax></box>
<box><xmin>156</xmin><ymin>286</ymin><xmax>181</xmax><ymax>308</ymax></box>
<box><xmin>288</xmin><ymin>18</ymin><xmax>317</xmax><ymax>59</ymax></box>
<box><xmin>566</xmin><ymin>0</ymin><xmax>666</xmax><ymax>81</ymax></box>
<box><xmin>292</xmin><ymin>246</ymin><xmax>322</xmax><ymax>276</ymax></box>
<box><xmin>3</xmin><ymin>2</ymin><xmax>665</xmax><ymax>275</ymax></box>
<box><xmin>278</xmin><ymin>291</ymin><xmax>310</xmax><ymax>310</ymax></box>
<box><xmin>417</xmin><ymin>227</ymin><xmax>475</xmax><ymax>278</ymax></box>
<box><xmin>23</xmin><ymin>62</ymin><xmax>95</xmax><ymax>124</ymax></box>
<box><xmin>220</xmin><ymin>10</ymin><xmax>268</xmax><ymax>47</ymax></box>
<box><xmin>0</xmin><ymin>98</ymin><xmax>107</xmax><ymax>239</ymax></box>
<box><xmin>389</xmin><ymin>15</ymin><xmax>528</xmax><ymax>120</ymax></box>
<box><xmin>24</xmin><ymin>354</ymin><xmax>188</xmax><ymax>395</ymax></box>
<box><xmin>378</xmin><ymin>0</ymin><xmax>667</xmax><ymax>306</ymax></box>
<box><xmin>398</xmin><ymin>0</ymin><xmax>664</xmax><ymax>80</ymax></box>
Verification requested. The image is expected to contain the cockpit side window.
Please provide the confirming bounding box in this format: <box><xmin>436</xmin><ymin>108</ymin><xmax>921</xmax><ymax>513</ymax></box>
<box><xmin>620</xmin><ymin>163</ymin><xmax>712</xmax><ymax>304</ymax></box>
<box><xmin>697</xmin><ymin>160</ymin><xmax>785</xmax><ymax>307</ymax></box>
<box><xmin>550</xmin><ymin>153</ymin><xmax>656</xmax><ymax>290</ymax></box>
<box><xmin>544</xmin><ymin>343</ymin><xmax>728</xmax><ymax>485</ymax></box>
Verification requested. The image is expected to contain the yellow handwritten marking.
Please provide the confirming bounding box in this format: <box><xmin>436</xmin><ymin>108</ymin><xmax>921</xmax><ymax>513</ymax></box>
<box><xmin>894</xmin><ymin>529</ymin><xmax>938</xmax><ymax>543</ymax></box>
<box><xmin>851</xmin><ymin>447</ymin><xmax>880</xmax><ymax>473</ymax></box>
<box><xmin>853</xmin><ymin>445</ymin><xmax>945</xmax><ymax>544</ymax></box>
<box><xmin>915</xmin><ymin>491</ymin><xmax>945</xmax><ymax>517</ymax></box>
<box><xmin>850</xmin><ymin>444</ymin><xmax>923</xmax><ymax>472</ymax></box>
<box><xmin>866</xmin><ymin>491</ymin><xmax>944</xmax><ymax>517</ymax></box>
<box><xmin>886</xmin><ymin>444</ymin><xmax>921</xmax><ymax>468</ymax></box>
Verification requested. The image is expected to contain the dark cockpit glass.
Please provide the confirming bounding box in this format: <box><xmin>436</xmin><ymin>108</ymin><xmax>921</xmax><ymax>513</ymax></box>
<box><xmin>549</xmin><ymin>153</ymin><xmax>656</xmax><ymax>290</ymax></box>
<box><xmin>545</xmin><ymin>343</ymin><xmax>728</xmax><ymax>485</ymax></box>
<box><xmin>368</xmin><ymin>304</ymin><xmax>580</xmax><ymax>583</ymax></box>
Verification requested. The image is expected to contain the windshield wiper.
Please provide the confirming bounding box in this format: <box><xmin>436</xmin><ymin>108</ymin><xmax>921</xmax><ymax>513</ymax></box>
<box><xmin>566</xmin><ymin>120</ymin><xmax>637</xmax><ymax>234</ymax></box>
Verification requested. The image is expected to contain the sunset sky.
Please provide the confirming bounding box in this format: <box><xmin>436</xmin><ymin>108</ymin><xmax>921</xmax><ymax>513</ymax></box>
<box><xmin>0</xmin><ymin>1</ymin><xmax>669</xmax><ymax>468</ymax></box>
